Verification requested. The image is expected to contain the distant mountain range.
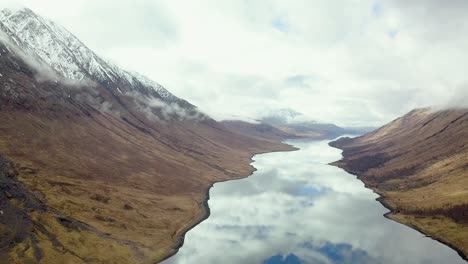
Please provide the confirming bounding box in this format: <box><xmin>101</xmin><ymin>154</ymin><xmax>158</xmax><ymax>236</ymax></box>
<box><xmin>258</xmin><ymin>108</ymin><xmax>374</xmax><ymax>138</ymax></box>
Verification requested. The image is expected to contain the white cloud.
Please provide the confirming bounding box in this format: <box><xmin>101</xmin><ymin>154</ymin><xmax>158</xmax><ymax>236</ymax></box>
<box><xmin>1</xmin><ymin>0</ymin><xmax>468</xmax><ymax>126</ymax></box>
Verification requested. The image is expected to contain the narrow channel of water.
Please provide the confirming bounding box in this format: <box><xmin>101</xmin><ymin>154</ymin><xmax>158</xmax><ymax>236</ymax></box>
<box><xmin>164</xmin><ymin>139</ymin><xmax>465</xmax><ymax>264</ymax></box>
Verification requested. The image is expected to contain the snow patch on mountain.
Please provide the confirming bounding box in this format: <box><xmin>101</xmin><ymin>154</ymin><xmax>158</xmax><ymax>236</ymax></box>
<box><xmin>0</xmin><ymin>7</ymin><xmax>182</xmax><ymax>103</ymax></box>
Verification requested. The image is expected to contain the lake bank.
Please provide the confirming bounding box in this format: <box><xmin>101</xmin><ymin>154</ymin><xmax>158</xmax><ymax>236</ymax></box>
<box><xmin>164</xmin><ymin>139</ymin><xmax>465</xmax><ymax>264</ymax></box>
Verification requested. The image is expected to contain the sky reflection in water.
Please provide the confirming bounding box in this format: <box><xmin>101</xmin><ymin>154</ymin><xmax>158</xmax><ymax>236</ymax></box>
<box><xmin>164</xmin><ymin>140</ymin><xmax>465</xmax><ymax>264</ymax></box>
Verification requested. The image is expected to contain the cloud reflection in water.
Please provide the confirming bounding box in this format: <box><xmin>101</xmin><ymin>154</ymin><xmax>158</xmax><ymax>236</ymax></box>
<box><xmin>164</xmin><ymin>140</ymin><xmax>465</xmax><ymax>264</ymax></box>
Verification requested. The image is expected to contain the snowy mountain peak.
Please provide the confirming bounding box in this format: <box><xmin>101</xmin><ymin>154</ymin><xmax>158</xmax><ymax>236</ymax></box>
<box><xmin>260</xmin><ymin>108</ymin><xmax>305</xmax><ymax>124</ymax></box>
<box><xmin>0</xmin><ymin>7</ymin><xmax>186</xmax><ymax>104</ymax></box>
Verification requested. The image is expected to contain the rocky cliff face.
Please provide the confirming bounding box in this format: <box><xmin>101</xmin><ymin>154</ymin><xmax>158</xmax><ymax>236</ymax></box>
<box><xmin>330</xmin><ymin>108</ymin><xmax>468</xmax><ymax>260</ymax></box>
<box><xmin>0</xmin><ymin>8</ymin><xmax>295</xmax><ymax>263</ymax></box>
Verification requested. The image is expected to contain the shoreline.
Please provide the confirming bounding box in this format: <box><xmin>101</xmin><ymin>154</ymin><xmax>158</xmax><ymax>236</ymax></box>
<box><xmin>329</xmin><ymin>156</ymin><xmax>468</xmax><ymax>262</ymax></box>
<box><xmin>159</xmin><ymin>139</ymin><xmax>467</xmax><ymax>263</ymax></box>
<box><xmin>157</xmin><ymin>143</ymin><xmax>299</xmax><ymax>263</ymax></box>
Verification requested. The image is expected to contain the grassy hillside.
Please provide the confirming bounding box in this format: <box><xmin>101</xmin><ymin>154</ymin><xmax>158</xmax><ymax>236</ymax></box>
<box><xmin>330</xmin><ymin>108</ymin><xmax>468</xmax><ymax>260</ymax></box>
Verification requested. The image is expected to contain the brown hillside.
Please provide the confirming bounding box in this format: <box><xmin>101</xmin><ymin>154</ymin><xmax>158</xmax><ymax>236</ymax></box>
<box><xmin>0</xmin><ymin>41</ymin><xmax>294</xmax><ymax>264</ymax></box>
<box><xmin>330</xmin><ymin>108</ymin><xmax>468</xmax><ymax>260</ymax></box>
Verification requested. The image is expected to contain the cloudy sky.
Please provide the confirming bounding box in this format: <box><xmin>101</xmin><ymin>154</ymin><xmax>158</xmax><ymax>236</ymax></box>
<box><xmin>2</xmin><ymin>0</ymin><xmax>468</xmax><ymax>126</ymax></box>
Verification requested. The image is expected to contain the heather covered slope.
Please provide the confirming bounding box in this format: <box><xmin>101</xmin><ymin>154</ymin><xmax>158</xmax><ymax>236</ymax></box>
<box><xmin>0</xmin><ymin>11</ymin><xmax>295</xmax><ymax>264</ymax></box>
<box><xmin>330</xmin><ymin>108</ymin><xmax>468</xmax><ymax>260</ymax></box>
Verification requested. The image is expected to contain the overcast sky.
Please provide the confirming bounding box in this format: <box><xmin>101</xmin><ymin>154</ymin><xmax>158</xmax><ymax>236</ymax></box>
<box><xmin>2</xmin><ymin>0</ymin><xmax>468</xmax><ymax>126</ymax></box>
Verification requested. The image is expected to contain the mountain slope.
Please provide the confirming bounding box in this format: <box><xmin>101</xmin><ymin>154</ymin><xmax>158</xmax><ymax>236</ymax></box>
<box><xmin>330</xmin><ymin>108</ymin><xmax>468</xmax><ymax>260</ymax></box>
<box><xmin>0</xmin><ymin>8</ymin><xmax>295</xmax><ymax>264</ymax></box>
<box><xmin>0</xmin><ymin>7</ymin><xmax>190</xmax><ymax>107</ymax></box>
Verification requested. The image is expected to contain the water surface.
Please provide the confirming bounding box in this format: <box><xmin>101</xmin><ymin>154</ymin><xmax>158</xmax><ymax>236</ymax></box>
<box><xmin>164</xmin><ymin>139</ymin><xmax>465</xmax><ymax>264</ymax></box>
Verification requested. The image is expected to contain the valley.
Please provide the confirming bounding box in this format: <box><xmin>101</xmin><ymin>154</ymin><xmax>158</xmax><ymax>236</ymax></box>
<box><xmin>0</xmin><ymin>5</ymin><xmax>467</xmax><ymax>264</ymax></box>
<box><xmin>0</xmin><ymin>7</ymin><xmax>334</xmax><ymax>264</ymax></box>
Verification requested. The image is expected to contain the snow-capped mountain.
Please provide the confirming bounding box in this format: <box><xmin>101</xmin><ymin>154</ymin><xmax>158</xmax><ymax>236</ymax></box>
<box><xmin>259</xmin><ymin>107</ymin><xmax>305</xmax><ymax>124</ymax></box>
<box><xmin>0</xmin><ymin>7</ymin><xmax>190</xmax><ymax>107</ymax></box>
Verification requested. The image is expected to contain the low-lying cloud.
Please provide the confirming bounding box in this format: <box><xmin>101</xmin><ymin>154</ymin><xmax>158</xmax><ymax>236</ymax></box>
<box><xmin>0</xmin><ymin>22</ymin><xmax>205</xmax><ymax>121</ymax></box>
<box><xmin>2</xmin><ymin>1</ymin><xmax>468</xmax><ymax>127</ymax></box>
<box><xmin>126</xmin><ymin>91</ymin><xmax>205</xmax><ymax>121</ymax></box>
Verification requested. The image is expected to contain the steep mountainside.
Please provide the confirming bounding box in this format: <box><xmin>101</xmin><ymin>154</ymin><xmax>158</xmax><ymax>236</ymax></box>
<box><xmin>330</xmin><ymin>108</ymin><xmax>468</xmax><ymax>260</ymax></box>
<box><xmin>0</xmin><ymin>8</ymin><xmax>294</xmax><ymax>264</ymax></box>
<box><xmin>0</xmin><ymin>8</ymin><xmax>190</xmax><ymax>107</ymax></box>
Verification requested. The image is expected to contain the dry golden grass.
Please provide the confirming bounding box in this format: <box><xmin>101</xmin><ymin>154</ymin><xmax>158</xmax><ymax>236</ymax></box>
<box><xmin>331</xmin><ymin>108</ymin><xmax>468</xmax><ymax>260</ymax></box>
<box><xmin>390</xmin><ymin>214</ymin><xmax>468</xmax><ymax>259</ymax></box>
<box><xmin>0</xmin><ymin>110</ymin><xmax>294</xmax><ymax>264</ymax></box>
